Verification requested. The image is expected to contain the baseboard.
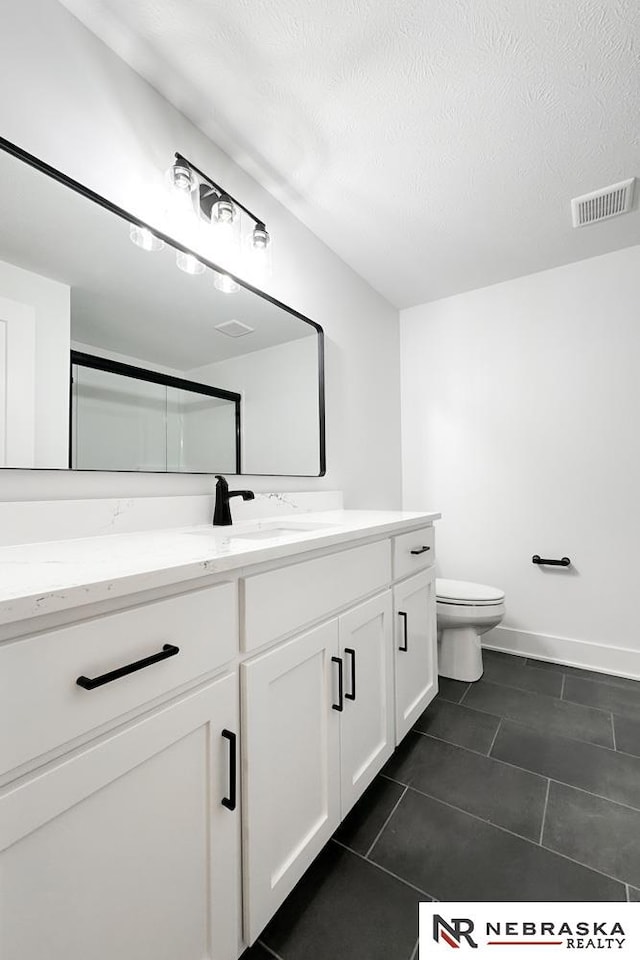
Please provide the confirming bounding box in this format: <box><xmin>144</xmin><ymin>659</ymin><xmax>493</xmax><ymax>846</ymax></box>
<box><xmin>483</xmin><ymin>625</ymin><xmax>640</xmax><ymax>682</ymax></box>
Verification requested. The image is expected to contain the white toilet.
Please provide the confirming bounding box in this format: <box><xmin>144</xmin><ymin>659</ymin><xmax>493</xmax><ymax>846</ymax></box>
<box><xmin>436</xmin><ymin>578</ymin><xmax>505</xmax><ymax>682</ymax></box>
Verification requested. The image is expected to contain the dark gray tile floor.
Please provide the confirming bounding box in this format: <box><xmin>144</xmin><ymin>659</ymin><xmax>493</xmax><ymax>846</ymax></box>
<box><xmin>614</xmin><ymin>714</ymin><xmax>640</xmax><ymax>758</ymax></box>
<box><xmin>244</xmin><ymin>650</ymin><xmax>639</xmax><ymax>959</ymax></box>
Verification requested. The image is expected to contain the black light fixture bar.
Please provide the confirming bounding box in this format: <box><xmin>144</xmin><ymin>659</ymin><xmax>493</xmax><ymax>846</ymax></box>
<box><xmin>174</xmin><ymin>152</ymin><xmax>266</xmax><ymax>228</ymax></box>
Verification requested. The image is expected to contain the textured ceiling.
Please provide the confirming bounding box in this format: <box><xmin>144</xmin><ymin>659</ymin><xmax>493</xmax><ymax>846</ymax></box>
<box><xmin>59</xmin><ymin>0</ymin><xmax>640</xmax><ymax>308</ymax></box>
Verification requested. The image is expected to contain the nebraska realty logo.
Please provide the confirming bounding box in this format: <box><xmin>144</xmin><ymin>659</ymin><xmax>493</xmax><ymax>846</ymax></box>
<box><xmin>420</xmin><ymin>904</ymin><xmax>638</xmax><ymax>958</ymax></box>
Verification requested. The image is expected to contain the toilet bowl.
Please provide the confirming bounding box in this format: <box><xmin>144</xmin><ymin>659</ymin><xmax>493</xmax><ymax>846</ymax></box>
<box><xmin>436</xmin><ymin>578</ymin><xmax>505</xmax><ymax>682</ymax></box>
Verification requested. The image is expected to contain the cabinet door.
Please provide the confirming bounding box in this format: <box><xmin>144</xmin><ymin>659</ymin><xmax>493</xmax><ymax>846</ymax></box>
<box><xmin>0</xmin><ymin>674</ymin><xmax>240</xmax><ymax>960</ymax></box>
<box><xmin>394</xmin><ymin>569</ymin><xmax>438</xmax><ymax>743</ymax></box>
<box><xmin>338</xmin><ymin>592</ymin><xmax>394</xmax><ymax>814</ymax></box>
<box><xmin>242</xmin><ymin>620</ymin><xmax>340</xmax><ymax>943</ymax></box>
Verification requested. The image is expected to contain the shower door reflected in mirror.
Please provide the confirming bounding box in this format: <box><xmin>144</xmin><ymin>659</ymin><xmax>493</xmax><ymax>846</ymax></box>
<box><xmin>71</xmin><ymin>354</ymin><xmax>240</xmax><ymax>473</ymax></box>
<box><xmin>0</xmin><ymin>136</ymin><xmax>325</xmax><ymax>476</ymax></box>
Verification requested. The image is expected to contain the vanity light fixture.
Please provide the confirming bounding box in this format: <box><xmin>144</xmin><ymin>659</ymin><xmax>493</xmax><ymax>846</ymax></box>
<box><xmin>167</xmin><ymin>152</ymin><xmax>272</xmax><ymax>278</ymax></box>
<box><xmin>129</xmin><ymin>224</ymin><xmax>164</xmax><ymax>252</ymax></box>
<box><xmin>176</xmin><ymin>250</ymin><xmax>205</xmax><ymax>275</ymax></box>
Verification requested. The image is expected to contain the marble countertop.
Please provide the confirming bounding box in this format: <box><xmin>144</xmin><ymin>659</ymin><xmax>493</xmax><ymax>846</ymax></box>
<box><xmin>0</xmin><ymin>509</ymin><xmax>439</xmax><ymax>627</ymax></box>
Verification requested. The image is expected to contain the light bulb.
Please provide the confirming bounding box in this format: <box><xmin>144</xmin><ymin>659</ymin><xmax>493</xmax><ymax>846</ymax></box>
<box><xmin>250</xmin><ymin>221</ymin><xmax>272</xmax><ymax>279</ymax></box>
<box><xmin>129</xmin><ymin>225</ymin><xmax>164</xmax><ymax>252</ymax></box>
<box><xmin>214</xmin><ymin>272</ymin><xmax>239</xmax><ymax>294</ymax></box>
<box><xmin>252</xmin><ymin>222</ymin><xmax>270</xmax><ymax>250</ymax></box>
<box><xmin>167</xmin><ymin>158</ymin><xmax>196</xmax><ymax>193</ymax></box>
<box><xmin>176</xmin><ymin>250</ymin><xmax>205</xmax><ymax>275</ymax></box>
<box><xmin>211</xmin><ymin>195</ymin><xmax>236</xmax><ymax>224</ymax></box>
<box><xmin>208</xmin><ymin>192</ymin><xmax>241</xmax><ymax>272</ymax></box>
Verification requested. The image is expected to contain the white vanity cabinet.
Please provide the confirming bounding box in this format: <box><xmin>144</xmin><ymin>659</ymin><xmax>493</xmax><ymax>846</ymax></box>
<box><xmin>240</xmin><ymin>619</ymin><xmax>341</xmax><ymax>941</ymax></box>
<box><xmin>0</xmin><ymin>673</ymin><xmax>240</xmax><ymax>960</ymax></box>
<box><xmin>241</xmin><ymin>590</ymin><xmax>395</xmax><ymax>941</ymax></box>
<box><xmin>241</xmin><ymin>591</ymin><xmax>394</xmax><ymax>942</ymax></box>
<box><xmin>393</xmin><ymin>568</ymin><xmax>438</xmax><ymax>742</ymax></box>
<box><xmin>0</xmin><ymin>511</ymin><xmax>439</xmax><ymax>960</ymax></box>
<box><xmin>338</xmin><ymin>591</ymin><xmax>394</xmax><ymax>811</ymax></box>
<box><xmin>0</xmin><ymin>582</ymin><xmax>237</xmax><ymax>778</ymax></box>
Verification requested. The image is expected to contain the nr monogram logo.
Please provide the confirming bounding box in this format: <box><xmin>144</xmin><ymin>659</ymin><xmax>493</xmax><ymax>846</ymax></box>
<box><xmin>433</xmin><ymin>915</ymin><xmax>479</xmax><ymax>948</ymax></box>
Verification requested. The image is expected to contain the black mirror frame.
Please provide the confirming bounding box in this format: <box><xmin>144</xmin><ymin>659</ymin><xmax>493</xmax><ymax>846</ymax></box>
<box><xmin>0</xmin><ymin>135</ymin><xmax>326</xmax><ymax>478</ymax></box>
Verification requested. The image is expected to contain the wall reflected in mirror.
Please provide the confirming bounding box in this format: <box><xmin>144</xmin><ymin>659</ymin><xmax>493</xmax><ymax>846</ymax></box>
<box><xmin>0</xmin><ymin>139</ymin><xmax>325</xmax><ymax>475</ymax></box>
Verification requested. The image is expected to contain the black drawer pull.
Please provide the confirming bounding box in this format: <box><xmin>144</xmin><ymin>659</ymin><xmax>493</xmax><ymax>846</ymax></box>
<box><xmin>221</xmin><ymin>729</ymin><xmax>237</xmax><ymax>811</ymax></box>
<box><xmin>410</xmin><ymin>545</ymin><xmax>430</xmax><ymax>555</ymax></box>
<box><xmin>398</xmin><ymin>611</ymin><xmax>408</xmax><ymax>652</ymax></box>
<box><xmin>332</xmin><ymin>656</ymin><xmax>344</xmax><ymax>711</ymax></box>
<box><xmin>344</xmin><ymin>647</ymin><xmax>356</xmax><ymax>701</ymax></box>
<box><xmin>76</xmin><ymin>643</ymin><xmax>180</xmax><ymax>690</ymax></box>
<box><xmin>532</xmin><ymin>555</ymin><xmax>571</xmax><ymax>567</ymax></box>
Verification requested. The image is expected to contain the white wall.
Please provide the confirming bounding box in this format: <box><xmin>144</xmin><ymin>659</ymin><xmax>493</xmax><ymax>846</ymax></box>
<box><xmin>0</xmin><ymin>0</ymin><xmax>401</xmax><ymax>508</ymax></box>
<box><xmin>0</xmin><ymin>259</ymin><xmax>70</xmax><ymax>467</ymax></box>
<box><xmin>190</xmin><ymin>336</ymin><xmax>319</xmax><ymax>476</ymax></box>
<box><xmin>401</xmin><ymin>244</ymin><xmax>640</xmax><ymax>676</ymax></box>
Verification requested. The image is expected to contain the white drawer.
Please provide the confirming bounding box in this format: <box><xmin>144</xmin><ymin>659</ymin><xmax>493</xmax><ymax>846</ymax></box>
<box><xmin>392</xmin><ymin>526</ymin><xmax>435</xmax><ymax>581</ymax></box>
<box><xmin>0</xmin><ymin>582</ymin><xmax>237</xmax><ymax>778</ymax></box>
<box><xmin>242</xmin><ymin>540</ymin><xmax>391</xmax><ymax>652</ymax></box>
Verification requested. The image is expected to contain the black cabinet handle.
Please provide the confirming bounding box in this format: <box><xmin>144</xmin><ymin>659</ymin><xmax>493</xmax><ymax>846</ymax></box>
<box><xmin>410</xmin><ymin>546</ymin><xmax>431</xmax><ymax>555</ymax></box>
<box><xmin>76</xmin><ymin>643</ymin><xmax>180</xmax><ymax>690</ymax></box>
<box><xmin>532</xmin><ymin>555</ymin><xmax>571</xmax><ymax>567</ymax></box>
<box><xmin>398</xmin><ymin>611</ymin><xmax>408</xmax><ymax>652</ymax></box>
<box><xmin>221</xmin><ymin>729</ymin><xmax>237</xmax><ymax>811</ymax></box>
<box><xmin>344</xmin><ymin>648</ymin><xmax>356</xmax><ymax>701</ymax></box>
<box><xmin>331</xmin><ymin>656</ymin><xmax>344</xmax><ymax>711</ymax></box>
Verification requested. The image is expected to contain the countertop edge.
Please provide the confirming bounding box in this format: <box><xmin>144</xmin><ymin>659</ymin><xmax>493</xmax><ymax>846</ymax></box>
<box><xmin>0</xmin><ymin>511</ymin><xmax>440</xmax><ymax>628</ymax></box>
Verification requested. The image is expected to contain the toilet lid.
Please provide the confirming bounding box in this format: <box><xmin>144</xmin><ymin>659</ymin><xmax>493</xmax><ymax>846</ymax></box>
<box><xmin>436</xmin><ymin>578</ymin><xmax>505</xmax><ymax>605</ymax></box>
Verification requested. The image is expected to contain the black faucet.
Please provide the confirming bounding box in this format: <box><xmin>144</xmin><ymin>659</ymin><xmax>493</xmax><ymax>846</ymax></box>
<box><xmin>213</xmin><ymin>475</ymin><xmax>255</xmax><ymax>526</ymax></box>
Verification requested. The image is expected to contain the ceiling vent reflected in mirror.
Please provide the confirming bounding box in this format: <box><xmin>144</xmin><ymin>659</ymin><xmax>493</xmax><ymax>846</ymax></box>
<box><xmin>215</xmin><ymin>320</ymin><xmax>255</xmax><ymax>338</ymax></box>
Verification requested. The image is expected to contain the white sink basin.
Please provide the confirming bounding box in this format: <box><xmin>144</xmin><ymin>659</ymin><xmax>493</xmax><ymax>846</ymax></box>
<box><xmin>229</xmin><ymin>522</ymin><xmax>336</xmax><ymax>541</ymax></box>
<box><xmin>227</xmin><ymin>527</ymin><xmax>310</xmax><ymax>541</ymax></box>
<box><xmin>186</xmin><ymin>521</ymin><xmax>337</xmax><ymax>541</ymax></box>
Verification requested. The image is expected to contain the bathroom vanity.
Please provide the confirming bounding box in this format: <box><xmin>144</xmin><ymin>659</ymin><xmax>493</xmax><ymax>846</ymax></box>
<box><xmin>0</xmin><ymin>127</ymin><xmax>438</xmax><ymax>960</ymax></box>
<box><xmin>0</xmin><ymin>509</ymin><xmax>439</xmax><ymax>960</ymax></box>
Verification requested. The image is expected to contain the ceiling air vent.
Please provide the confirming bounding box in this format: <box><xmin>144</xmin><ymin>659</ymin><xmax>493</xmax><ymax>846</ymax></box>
<box><xmin>571</xmin><ymin>178</ymin><xmax>635</xmax><ymax>227</ymax></box>
<box><xmin>215</xmin><ymin>319</ymin><xmax>255</xmax><ymax>338</ymax></box>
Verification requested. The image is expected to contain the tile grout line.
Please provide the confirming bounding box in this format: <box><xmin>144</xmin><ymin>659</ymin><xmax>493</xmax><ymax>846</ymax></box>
<box><xmin>364</xmin><ymin>785</ymin><xmax>408</xmax><ymax>859</ymax></box>
<box><xmin>408</xmin><ymin>729</ymin><xmax>640</xmax><ymax>816</ymax></box>
<box><xmin>539</xmin><ymin>779</ymin><xmax>551</xmax><ymax>845</ymax></box>
<box><xmin>420</xmin><ymin>702</ymin><xmax>618</xmax><ymax>753</ymax></box>
<box><xmin>561</xmin><ymin>672</ymin><xmax>640</xmax><ymax>691</ymax></box>
<box><xmin>611</xmin><ymin>713</ymin><xmax>617</xmax><ymax>751</ymax></box>
<box><xmin>388</xmin><ymin>782</ymin><xmax>630</xmax><ymax>891</ymax></box>
<box><xmin>446</xmin><ymin>680</ymin><xmax>614</xmax><ymax>725</ymax></box>
<box><xmin>625</xmin><ymin>884</ymin><xmax>630</xmax><ymax>902</ymax></box>
<box><xmin>331</xmin><ymin>837</ymin><xmax>435</xmax><ymax>900</ymax></box>
<box><xmin>487</xmin><ymin>717</ymin><xmax>503</xmax><ymax>756</ymax></box>
<box><xmin>495</xmin><ymin>652</ymin><xmax>640</xmax><ymax>691</ymax></box>
<box><xmin>457</xmin><ymin>682</ymin><xmax>472</xmax><ymax>704</ymax></box>
<box><xmin>560</xmin><ymin>674</ymin><xmax>566</xmax><ymax>700</ymax></box>
<box><xmin>409</xmin><ymin>938</ymin><xmax>419</xmax><ymax>960</ymax></box>
<box><xmin>256</xmin><ymin>940</ymin><xmax>285</xmax><ymax>960</ymax></box>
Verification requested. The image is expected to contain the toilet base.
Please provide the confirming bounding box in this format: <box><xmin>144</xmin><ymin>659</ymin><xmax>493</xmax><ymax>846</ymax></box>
<box><xmin>438</xmin><ymin>626</ymin><xmax>484</xmax><ymax>683</ymax></box>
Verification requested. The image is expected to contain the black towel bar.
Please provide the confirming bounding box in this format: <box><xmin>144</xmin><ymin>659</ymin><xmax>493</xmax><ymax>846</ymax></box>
<box><xmin>532</xmin><ymin>555</ymin><xmax>571</xmax><ymax>567</ymax></box>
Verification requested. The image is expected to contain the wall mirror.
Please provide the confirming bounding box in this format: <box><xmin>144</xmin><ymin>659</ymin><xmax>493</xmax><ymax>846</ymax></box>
<box><xmin>0</xmin><ymin>138</ymin><xmax>325</xmax><ymax>476</ymax></box>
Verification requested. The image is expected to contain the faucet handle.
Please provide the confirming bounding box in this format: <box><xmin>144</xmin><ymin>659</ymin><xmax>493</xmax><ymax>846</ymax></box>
<box><xmin>215</xmin><ymin>475</ymin><xmax>229</xmax><ymax>489</ymax></box>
